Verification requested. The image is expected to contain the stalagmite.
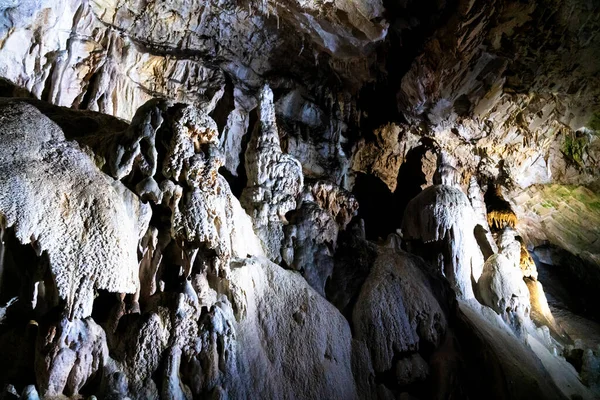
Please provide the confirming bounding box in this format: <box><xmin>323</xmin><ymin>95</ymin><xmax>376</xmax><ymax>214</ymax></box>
<box><xmin>478</xmin><ymin>253</ymin><xmax>530</xmax><ymax>318</ymax></box>
<box><xmin>241</xmin><ymin>85</ymin><xmax>304</xmax><ymax>262</ymax></box>
<box><xmin>402</xmin><ymin>153</ymin><xmax>484</xmax><ymax>299</ymax></box>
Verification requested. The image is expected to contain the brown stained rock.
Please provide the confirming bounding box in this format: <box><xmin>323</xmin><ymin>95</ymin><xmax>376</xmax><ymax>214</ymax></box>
<box><xmin>352</xmin><ymin>124</ymin><xmax>420</xmax><ymax>192</ymax></box>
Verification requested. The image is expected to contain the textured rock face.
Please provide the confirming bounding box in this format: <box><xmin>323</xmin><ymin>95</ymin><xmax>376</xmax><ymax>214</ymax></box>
<box><xmin>36</xmin><ymin>318</ymin><xmax>109</xmax><ymax>397</ymax></box>
<box><xmin>0</xmin><ymin>100</ymin><xmax>358</xmax><ymax>399</ymax></box>
<box><xmin>352</xmin><ymin>124</ymin><xmax>420</xmax><ymax>192</ymax></box>
<box><xmin>282</xmin><ymin>180</ymin><xmax>358</xmax><ymax>295</ymax></box>
<box><xmin>227</xmin><ymin>257</ymin><xmax>357</xmax><ymax>400</ymax></box>
<box><xmin>0</xmin><ymin>0</ymin><xmax>387</xmax><ymax>122</ymax></box>
<box><xmin>2</xmin><ymin>0</ymin><xmax>600</xmax><ymax>399</ymax></box>
<box><xmin>353</xmin><ymin>249</ymin><xmax>447</xmax><ymax>374</ymax></box>
<box><xmin>0</xmin><ymin>100</ymin><xmax>148</xmax><ymax>319</ymax></box>
<box><xmin>242</xmin><ymin>85</ymin><xmax>303</xmax><ymax>262</ymax></box>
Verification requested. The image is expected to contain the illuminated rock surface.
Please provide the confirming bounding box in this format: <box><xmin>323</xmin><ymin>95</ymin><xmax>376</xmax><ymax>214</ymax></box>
<box><xmin>1</xmin><ymin>0</ymin><xmax>600</xmax><ymax>399</ymax></box>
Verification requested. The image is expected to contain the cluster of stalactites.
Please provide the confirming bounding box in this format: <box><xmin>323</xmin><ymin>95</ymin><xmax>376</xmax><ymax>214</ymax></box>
<box><xmin>485</xmin><ymin>185</ymin><xmax>517</xmax><ymax>230</ymax></box>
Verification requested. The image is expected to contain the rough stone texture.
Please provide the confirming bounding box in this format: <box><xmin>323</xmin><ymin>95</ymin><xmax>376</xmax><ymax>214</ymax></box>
<box><xmin>2</xmin><ymin>0</ymin><xmax>600</xmax><ymax>398</ymax></box>
<box><xmin>513</xmin><ymin>184</ymin><xmax>600</xmax><ymax>267</ymax></box>
<box><xmin>352</xmin><ymin>248</ymin><xmax>447</xmax><ymax>374</ymax></box>
<box><xmin>467</xmin><ymin>176</ymin><xmax>498</xmax><ymax>259</ymax></box>
<box><xmin>0</xmin><ymin>0</ymin><xmax>387</xmax><ymax>122</ymax></box>
<box><xmin>282</xmin><ymin>180</ymin><xmax>358</xmax><ymax>295</ymax></box>
<box><xmin>35</xmin><ymin>318</ymin><xmax>108</xmax><ymax>397</ymax></box>
<box><xmin>0</xmin><ymin>1</ymin><xmax>226</xmax><ymax>120</ymax></box>
<box><xmin>457</xmin><ymin>299</ymin><xmax>590</xmax><ymax>400</ymax></box>
<box><xmin>226</xmin><ymin>256</ymin><xmax>358</xmax><ymax>400</ymax></box>
<box><xmin>352</xmin><ymin>124</ymin><xmax>421</xmax><ymax>191</ymax></box>
<box><xmin>398</xmin><ymin>0</ymin><xmax>600</xmax><ymax>192</ymax></box>
<box><xmin>241</xmin><ymin>85</ymin><xmax>303</xmax><ymax>262</ymax></box>
<box><xmin>0</xmin><ymin>100</ymin><xmax>149</xmax><ymax>319</ymax></box>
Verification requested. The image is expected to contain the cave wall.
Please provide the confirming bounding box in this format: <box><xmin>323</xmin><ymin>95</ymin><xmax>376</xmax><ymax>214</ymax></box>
<box><xmin>1</xmin><ymin>0</ymin><xmax>600</xmax><ymax>399</ymax></box>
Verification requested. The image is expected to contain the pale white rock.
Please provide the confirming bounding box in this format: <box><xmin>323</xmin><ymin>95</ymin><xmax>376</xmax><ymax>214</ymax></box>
<box><xmin>432</xmin><ymin>151</ymin><xmax>460</xmax><ymax>188</ymax></box>
<box><xmin>168</xmin><ymin>120</ymin><xmax>264</xmax><ymax>276</ymax></box>
<box><xmin>0</xmin><ymin>1</ymin><xmax>226</xmax><ymax>120</ymax></box>
<box><xmin>467</xmin><ymin>176</ymin><xmax>498</xmax><ymax>258</ymax></box>
<box><xmin>0</xmin><ymin>297</ymin><xmax>17</xmax><ymax>323</ymax></box>
<box><xmin>478</xmin><ymin>253</ymin><xmax>530</xmax><ymax>317</ymax></box>
<box><xmin>402</xmin><ymin>184</ymin><xmax>484</xmax><ymax>299</ymax></box>
<box><xmin>497</xmin><ymin>227</ymin><xmax>522</xmax><ymax>269</ymax></box>
<box><xmin>0</xmin><ymin>0</ymin><xmax>387</xmax><ymax>123</ymax></box>
<box><xmin>20</xmin><ymin>385</ymin><xmax>40</xmax><ymax>400</ymax></box>
<box><xmin>458</xmin><ymin>299</ymin><xmax>583</xmax><ymax>400</ymax></box>
<box><xmin>219</xmin><ymin>256</ymin><xmax>358</xmax><ymax>399</ymax></box>
<box><xmin>220</xmin><ymin>88</ymin><xmax>257</xmax><ymax>177</ymax></box>
<box><xmin>0</xmin><ymin>100</ymin><xmax>149</xmax><ymax>319</ymax></box>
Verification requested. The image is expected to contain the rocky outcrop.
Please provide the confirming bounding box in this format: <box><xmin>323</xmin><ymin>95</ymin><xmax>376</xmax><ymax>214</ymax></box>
<box><xmin>0</xmin><ymin>98</ymin><xmax>360</xmax><ymax>400</ymax></box>
<box><xmin>352</xmin><ymin>124</ymin><xmax>421</xmax><ymax>191</ymax></box>
<box><xmin>513</xmin><ymin>184</ymin><xmax>600</xmax><ymax>267</ymax></box>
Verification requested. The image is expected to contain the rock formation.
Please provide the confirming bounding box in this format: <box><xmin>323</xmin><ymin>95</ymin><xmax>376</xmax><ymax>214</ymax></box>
<box><xmin>1</xmin><ymin>0</ymin><xmax>600</xmax><ymax>399</ymax></box>
<box><xmin>241</xmin><ymin>85</ymin><xmax>303</xmax><ymax>262</ymax></box>
<box><xmin>401</xmin><ymin>153</ymin><xmax>484</xmax><ymax>299</ymax></box>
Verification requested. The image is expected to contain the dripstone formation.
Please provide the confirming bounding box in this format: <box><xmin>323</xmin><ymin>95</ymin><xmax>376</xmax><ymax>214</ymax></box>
<box><xmin>1</xmin><ymin>0</ymin><xmax>600</xmax><ymax>399</ymax></box>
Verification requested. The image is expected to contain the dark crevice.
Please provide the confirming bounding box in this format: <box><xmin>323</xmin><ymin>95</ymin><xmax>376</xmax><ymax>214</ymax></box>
<box><xmin>352</xmin><ymin>173</ymin><xmax>395</xmax><ymax>240</ymax></box>
<box><xmin>209</xmin><ymin>74</ymin><xmax>235</xmax><ymax>133</ymax></box>
<box><xmin>222</xmin><ymin>106</ymin><xmax>256</xmax><ymax>199</ymax></box>
<box><xmin>79</xmin><ymin>70</ymin><xmax>101</xmax><ymax>110</ymax></box>
<box><xmin>41</xmin><ymin>63</ymin><xmax>56</xmax><ymax>103</ymax></box>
